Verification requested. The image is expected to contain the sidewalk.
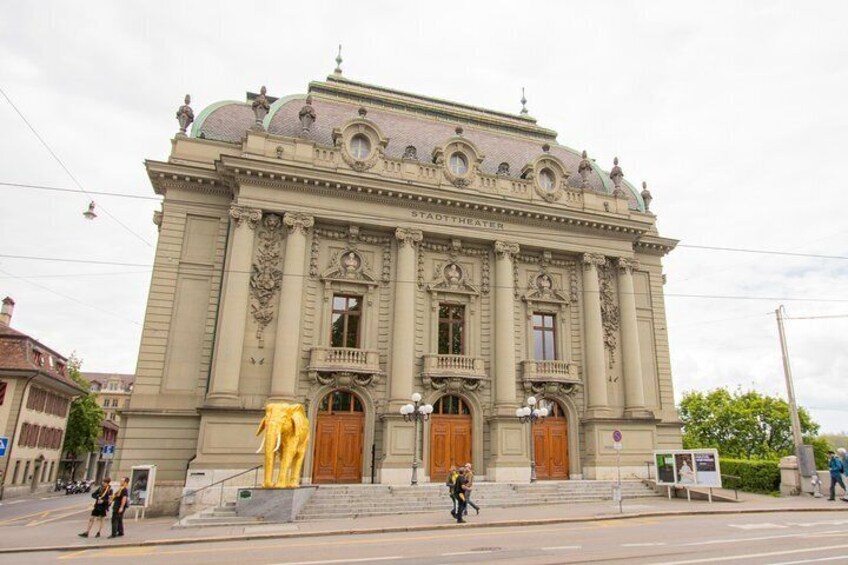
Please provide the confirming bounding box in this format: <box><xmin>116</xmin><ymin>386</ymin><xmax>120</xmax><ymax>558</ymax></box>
<box><xmin>1</xmin><ymin>491</ymin><xmax>845</xmax><ymax>554</ymax></box>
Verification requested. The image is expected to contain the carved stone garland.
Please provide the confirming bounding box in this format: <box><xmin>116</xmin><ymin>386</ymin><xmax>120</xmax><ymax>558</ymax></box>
<box><xmin>250</xmin><ymin>213</ymin><xmax>284</xmax><ymax>347</ymax></box>
<box><xmin>598</xmin><ymin>260</ymin><xmax>620</xmax><ymax>370</ymax></box>
<box><xmin>314</xmin><ymin>371</ymin><xmax>378</xmax><ymax>389</ymax></box>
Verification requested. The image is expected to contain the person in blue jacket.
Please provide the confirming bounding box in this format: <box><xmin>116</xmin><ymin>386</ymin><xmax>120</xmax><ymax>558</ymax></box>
<box><xmin>826</xmin><ymin>450</ymin><xmax>846</xmax><ymax>501</ymax></box>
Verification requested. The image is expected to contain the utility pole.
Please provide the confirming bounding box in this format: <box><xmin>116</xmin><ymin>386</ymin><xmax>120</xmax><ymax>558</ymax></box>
<box><xmin>775</xmin><ymin>305</ymin><xmax>804</xmax><ymax>454</ymax></box>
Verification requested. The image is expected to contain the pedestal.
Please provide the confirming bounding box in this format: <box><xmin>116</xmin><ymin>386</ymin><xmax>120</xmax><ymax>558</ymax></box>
<box><xmin>235</xmin><ymin>486</ymin><xmax>317</xmax><ymax>522</ymax></box>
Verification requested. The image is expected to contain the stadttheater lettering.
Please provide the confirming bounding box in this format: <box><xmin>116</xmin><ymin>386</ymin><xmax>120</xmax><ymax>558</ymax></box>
<box><xmin>411</xmin><ymin>210</ymin><xmax>504</xmax><ymax>230</ymax></box>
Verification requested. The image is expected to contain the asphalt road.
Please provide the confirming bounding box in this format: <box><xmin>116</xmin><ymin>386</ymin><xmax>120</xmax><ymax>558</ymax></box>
<box><xmin>7</xmin><ymin>510</ymin><xmax>848</xmax><ymax>565</ymax></box>
<box><xmin>0</xmin><ymin>491</ymin><xmax>92</xmax><ymax>528</ymax></box>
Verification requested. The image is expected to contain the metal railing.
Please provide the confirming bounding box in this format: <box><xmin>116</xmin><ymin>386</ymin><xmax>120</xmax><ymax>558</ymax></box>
<box><xmin>177</xmin><ymin>465</ymin><xmax>262</xmax><ymax>508</ymax></box>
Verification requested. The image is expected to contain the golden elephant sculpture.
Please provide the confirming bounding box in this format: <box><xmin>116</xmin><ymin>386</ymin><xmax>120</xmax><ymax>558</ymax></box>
<box><xmin>255</xmin><ymin>402</ymin><xmax>310</xmax><ymax>488</ymax></box>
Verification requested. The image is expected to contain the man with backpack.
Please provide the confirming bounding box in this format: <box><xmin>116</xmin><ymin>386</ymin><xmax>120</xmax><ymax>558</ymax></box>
<box><xmin>827</xmin><ymin>450</ymin><xmax>846</xmax><ymax>501</ymax></box>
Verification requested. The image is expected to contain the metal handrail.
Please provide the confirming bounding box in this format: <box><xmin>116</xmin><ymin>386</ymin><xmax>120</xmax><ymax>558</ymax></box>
<box><xmin>176</xmin><ymin>464</ymin><xmax>262</xmax><ymax>504</ymax></box>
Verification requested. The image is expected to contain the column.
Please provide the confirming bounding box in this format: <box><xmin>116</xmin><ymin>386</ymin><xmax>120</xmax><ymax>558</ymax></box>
<box><xmin>494</xmin><ymin>240</ymin><xmax>520</xmax><ymax>409</ymax></box>
<box><xmin>389</xmin><ymin>228</ymin><xmax>422</xmax><ymax>403</ymax></box>
<box><xmin>269</xmin><ymin>212</ymin><xmax>314</xmax><ymax>402</ymax></box>
<box><xmin>581</xmin><ymin>253</ymin><xmax>609</xmax><ymax>414</ymax></box>
<box><xmin>206</xmin><ymin>205</ymin><xmax>262</xmax><ymax>406</ymax></box>
<box><xmin>616</xmin><ymin>258</ymin><xmax>648</xmax><ymax>417</ymax></box>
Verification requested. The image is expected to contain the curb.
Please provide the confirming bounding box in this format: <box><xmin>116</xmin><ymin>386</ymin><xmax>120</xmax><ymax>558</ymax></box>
<box><xmin>1</xmin><ymin>505</ymin><xmax>846</xmax><ymax>554</ymax></box>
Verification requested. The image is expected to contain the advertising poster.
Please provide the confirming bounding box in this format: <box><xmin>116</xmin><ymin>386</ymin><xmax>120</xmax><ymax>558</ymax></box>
<box><xmin>129</xmin><ymin>465</ymin><xmax>156</xmax><ymax>508</ymax></box>
<box><xmin>655</xmin><ymin>453</ymin><xmax>676</xmax><ymax>485</ymax></box>
<box><xmin>653</xmin><ymin>449</ymin><xmax>722</xmax><ymax>488</ymax></box>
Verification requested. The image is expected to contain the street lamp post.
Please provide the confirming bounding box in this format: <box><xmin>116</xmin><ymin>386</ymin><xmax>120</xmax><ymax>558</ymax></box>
<box><xmin>399</xmin><ymin>392</ymin><xmax>433</xmax><ymax>486</ymax></box>
<box><xmin>516</xmin><ymin>396</ymin><xmax>548</xmax><ymax>483</ymax></box>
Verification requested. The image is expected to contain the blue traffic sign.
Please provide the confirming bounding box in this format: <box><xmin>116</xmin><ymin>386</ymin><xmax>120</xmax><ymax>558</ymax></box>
<box><xmin>0</xmin><ymin>436</ymin><xmax>8</xmax><ymax>457</ymax></box>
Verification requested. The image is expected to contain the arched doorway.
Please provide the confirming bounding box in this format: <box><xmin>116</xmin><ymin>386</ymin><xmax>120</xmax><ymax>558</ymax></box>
<box><xmin>429</xmin><ymin>395</ymin><xmax>472</xmax><ymax>483</ymax></box>
<box><xmin>533</xmin><ymin>399</ymin><xmax>569</xmax><ymax>480</ymax></box>
<box><xmin>312</xmin><ymin>390</ymin><xmax>365</xmax><ymax>484</ymax></box>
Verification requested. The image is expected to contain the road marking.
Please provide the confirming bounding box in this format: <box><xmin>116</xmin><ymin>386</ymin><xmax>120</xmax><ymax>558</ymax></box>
<box><xmin>786</xmin><ymin>520</ymin><xmax>848</xmax><ymax>527</ymax></box>
<box><xmin>729</xmin><ymin>522</ymin><xmax>788</xmax><ymax>530</ymax></box>
<box><xmin>267</xmin><ymin>557</ymin><xmax>402</xmax><ymax>565</ymax></box>
<box><xmin>27</xmin><ymin>506</ymin><xmax>89</xmax><ymax>526</ymax></box>
<box><xmin>0</xmin><ymin>503</ymin><xmax>88</xmax><ymax>526</ymax></box>
<box><xmin>623</xmin><ymin>542</ymin><xmax>667</xmax><ymax>547</ymax></box>
<box><xmin>683</xmin><ymin>531</ymin><xmax>840</xmax><ymax>547</ymax></box>
<box><xmin>647</xmin><ymin>543</ymin><xmax>848</xmax><ymax>564</ymax></box>
<box><xmin>442</xmin><ymin>550</ymin><xmax>492</xmax><ymax>556</ymax></box>
<box><xmin>58</xmin><ymin>549</ymin><xmax>91</xmax><ymax>560</ymax></box>
<box><xmin>542</xmin><ymin>545</ymin><xmax>581</xmax><ymax>551</ymax></box>
<box><xmin>770</xmin><ymin>557</ymin><xmax>848</xmax><ymax>565</ymax></box>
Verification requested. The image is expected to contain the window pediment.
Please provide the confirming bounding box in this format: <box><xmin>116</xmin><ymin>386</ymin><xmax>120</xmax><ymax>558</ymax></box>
<box><xmin>522</xmin><ymin>269</ymin><xmax>570</xmax><ymax>305</ymax></box>
<box><xmin>426</xmin><ymin>260</ymin><xmax>479</xmax><ymax>296</ymax></box>
<box><xmin>321</xmin><ymin>249</ymin><xmax>379</xmax><ymax>286</ymax></box>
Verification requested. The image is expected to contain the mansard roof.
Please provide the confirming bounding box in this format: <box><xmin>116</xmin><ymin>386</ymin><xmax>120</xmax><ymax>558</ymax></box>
<box><xmin>191</xmin><ymin>76</ymin><xmax>645</xmax><ymax>211</ymax></box>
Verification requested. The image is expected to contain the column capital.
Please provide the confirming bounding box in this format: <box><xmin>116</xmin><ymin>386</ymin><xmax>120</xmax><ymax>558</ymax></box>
<box><xmin>494</xmin><ymin>240</ymin><xmax>520</xmax><ymax>260</ymax></box>
<box><xmin>230</xmin><ymin>205</ymin><xmax>262</xmax><ymax>230</ymax></box>
<box><xmin>283</xmin><ymin>212</ymin><xmax>314</xmax><ymax>235</ymax></box>
<box><xmin>581</xmin><ymin>252</ymin><xmax>606</xmax><ymax>269</ymax></box>
<box><xmin>395</xmin><ymin>227</ymin><xmax>423</xmax><ymax>247</ymax></box>
<box><xmin>615</xmin><ymin>257</ymin><xmax>640</xmax><ymax>274</ymax></box>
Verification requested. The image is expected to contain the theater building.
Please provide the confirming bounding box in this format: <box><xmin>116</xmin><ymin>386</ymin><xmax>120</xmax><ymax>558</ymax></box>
<box><xmin>116</xmin><ymin>71</ymin><xmax>680</xmax><ymax>509</ymax></box>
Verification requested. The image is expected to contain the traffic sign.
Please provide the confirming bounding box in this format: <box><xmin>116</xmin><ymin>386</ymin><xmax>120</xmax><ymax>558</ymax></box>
<box><xmin>0</xmin><ymin>436</ymin><xmax>8</xmax><ymax>457</ymax></box>
<box><xmin>612</xmin><ymin>429</ymin><xmax>623</xmax><ymax>442</ymax></box>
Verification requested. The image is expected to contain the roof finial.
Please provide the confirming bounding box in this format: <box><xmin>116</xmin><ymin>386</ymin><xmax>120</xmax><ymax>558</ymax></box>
<box><xmin>641</xmin><ymin>181</ymin><xmax>653</xmax><ymax>212</ymax></box>
<box><xmin>520</xmin><ymin>87</ymin><xmax>528</xmax><ymax>115</ymax></box>
<box><xmin>334</xmin><ymin>44</ymin><xmax>343</xmax><ymax>75</ymax></box>
<box><xmin>176</xmin><ymin>94</ymin><xmax>194</xmax><ymax>136</ymax></box>
<box><xmin>610</xmin><ymin>156</ymin><xmax>625</xmax><ymax>196</ymax></box>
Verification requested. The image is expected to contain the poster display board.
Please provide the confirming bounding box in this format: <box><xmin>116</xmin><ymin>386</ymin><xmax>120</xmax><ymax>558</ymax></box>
<box><xmin>653</xmin><ymin>449</ymin><xmax>721</xmax><ymax>488</ymax></box>
<box><xmin>129</xmin><ymin>465</ymin><xmax>157</xmax><ymax>508</ymax></box>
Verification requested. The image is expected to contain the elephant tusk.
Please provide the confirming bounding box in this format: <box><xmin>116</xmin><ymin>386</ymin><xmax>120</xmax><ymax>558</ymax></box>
<box><xmin>274</xmin><ymin>433</ymin><xmax>281</xmax><ymax>453</ymax></box>
<box><xmin>256</xmin><ymin>435</ymin><xmax>265</xmax><ymax>454</ymax></box>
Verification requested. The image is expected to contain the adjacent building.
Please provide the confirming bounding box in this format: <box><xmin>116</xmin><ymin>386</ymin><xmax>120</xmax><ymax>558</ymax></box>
<box><xmin>116</xmin><ymin>72</ymin><xmax>681</xmax><ymax>512</ymax></box>
<box><xmin>0</xmin><ymin>297</ymin><xmax>85</xmax><ymax>498</ymax></box>
<box><xmin>77</xmin><ymin>372</ymin><xmax>133</xmax><ymax>481</ymax></box>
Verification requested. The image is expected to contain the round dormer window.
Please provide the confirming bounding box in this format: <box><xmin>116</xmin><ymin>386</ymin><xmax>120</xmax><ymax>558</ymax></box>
<box><xmin>539</xmin><ymin>168</ymin><xmax>555</xmax><ymax>191</ymax></box>
<box><xmin>448</xmin><ymin>152</ymin><xmax>468</xmax><ymax>176</ymax></box>
<box><xmin>349</xmin><ymin>134</ymin><xmax>371</xmax><ymax>160</ymax></box>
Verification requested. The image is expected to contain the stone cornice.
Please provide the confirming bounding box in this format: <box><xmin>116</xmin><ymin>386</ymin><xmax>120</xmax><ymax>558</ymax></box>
<box><xmin>216</xmin><ymin>155</ymin><xmax>652</xmax><ymax>238</ymax></box>
<box><xmin>146</xmin><ymin>159</ymin><xmax>231</xmax><ymax>198</ymax></box>
<box><xmin>634</xmin><ymin>235</ymin><xmax>678</xmax><ymax>257</ymax></box>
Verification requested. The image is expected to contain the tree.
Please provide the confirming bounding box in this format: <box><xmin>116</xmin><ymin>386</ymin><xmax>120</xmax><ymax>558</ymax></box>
<box><xmin>62</xmin><ymin>356</ymin><xmax>104</xmax><ymax>477</ymax></box>
<box><xmin>679</xmin><ymin>387</ymin><xmax>829</xmax><ymax>468</ymax></box>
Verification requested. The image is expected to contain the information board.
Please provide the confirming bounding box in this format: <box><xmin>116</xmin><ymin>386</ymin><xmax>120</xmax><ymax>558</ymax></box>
<box><xmin>129</xmin><ymin>465</ymin><xmax>157</xmax><ymax>508</ymax></box>
<box><xmin>653</xmin><ymin>449</ymin><xmax>721</xmax><ymax>488</ymax></box>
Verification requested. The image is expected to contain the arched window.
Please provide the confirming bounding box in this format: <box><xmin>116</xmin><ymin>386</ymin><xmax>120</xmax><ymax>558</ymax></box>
<box><xmin>448</xmin><ymin>152</ymin><xmax>468</xmax><ymax>176</ymax></box>
<box><xmin>433</xmin><ymin>395</ymin><xmax>470</xmax><ymax>415</ymax></box>
<box><xmin>349</xmin><ymin>134</ymin><xmax>371</xmax><ymax>160</ymax></box>
<box><xmin>538</xmin><ymin>168</ymin><xmax>555</xmax><ymax>191</ymax></box>
<box><xmin>539</xmin><ymin>398</ymin><xmax>565</xmax><ymax>418</ymax></box>
<box><xmin>318</xmin><ymin>390</ymin><xmax>364</xmax><ymax>414</ymax></box>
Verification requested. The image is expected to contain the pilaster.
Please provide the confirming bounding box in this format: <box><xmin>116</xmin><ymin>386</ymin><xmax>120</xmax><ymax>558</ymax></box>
<box><xmin>493</xmin><ymin>240</ymin><xmax>519</xmax><ymax>414</ymax></box>
<box><xmin>617</xmin><ymin>258</ymin><xmax>651</xmax><ymax>418</ymax></box>
<box><xmin>581</xmin><ymin>252</ymin><xmax>611</xmax><ymax>417</ymax></box>
<box><xmin>388</xmin><ymin>228</ymin><xmax>422</xmax><ymax>404</ymax></box>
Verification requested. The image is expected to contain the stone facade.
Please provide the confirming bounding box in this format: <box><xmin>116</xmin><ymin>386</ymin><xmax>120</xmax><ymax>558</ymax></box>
<box><xmin>116</xmin><ymin>76</ymin><xmax>681</xmax><ymax>512</ymax></box>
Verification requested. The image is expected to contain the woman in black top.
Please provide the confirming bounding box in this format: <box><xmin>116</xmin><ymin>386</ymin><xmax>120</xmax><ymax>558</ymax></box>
<box><xmin>78</xmin><ymin>478</ymin><xmax>112</xmax><ymax>538</ymax></box>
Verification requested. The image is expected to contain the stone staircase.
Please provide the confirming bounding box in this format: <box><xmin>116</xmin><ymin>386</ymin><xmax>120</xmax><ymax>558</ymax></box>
<box><xmin>296</xmin><ymin>480</ymin><xmax>659</xmax><ymax>521</ymax></box>
<box><xmin>178</xmin><ymin>501</ymin><xmax>264</xmax><ymax>527</ymax></box>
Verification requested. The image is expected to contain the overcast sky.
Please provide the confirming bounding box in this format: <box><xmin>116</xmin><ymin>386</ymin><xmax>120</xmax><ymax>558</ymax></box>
<box><xmin>1</xmin><ymin>1</ymin><xmax>846</xmax><ymax>433</ymax></box>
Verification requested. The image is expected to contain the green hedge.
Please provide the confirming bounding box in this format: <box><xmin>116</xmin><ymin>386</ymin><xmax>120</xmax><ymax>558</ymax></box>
<box><xmin>720</xmin><ymin>459</ymin><xmax>781</xmax><ymax>494</ymax></box>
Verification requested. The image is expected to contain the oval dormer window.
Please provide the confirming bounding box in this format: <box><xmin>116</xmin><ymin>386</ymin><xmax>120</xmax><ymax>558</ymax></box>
<box><xmin>449</xmin><ymin>152</ymin><xmax>468</xmax><ymax>176</ymax></box>
<box><xmin>349</xmin><ymin>134</ymin><xmax>371</xmax><ymax>160</ymax></box>
<box><xmin>539</xmin><ymin>168</ymin><xmax>555</xmax><ymax>191</ymax></box>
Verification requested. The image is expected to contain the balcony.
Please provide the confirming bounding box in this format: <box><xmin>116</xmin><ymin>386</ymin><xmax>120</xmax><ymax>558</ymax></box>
<box><xmin>308</xmin><ymin>347</ymin><xmax>382</xmax><ymax>388</ymax></box>
<box><xmin>521</xmin><ymin>360</ymin><xmax>582</xmax><ymax>396</ymax></box>
<box><xmin>421</xmin><ymin>354</ymin><xmax>487</xmax><ymax>392</ymax></box>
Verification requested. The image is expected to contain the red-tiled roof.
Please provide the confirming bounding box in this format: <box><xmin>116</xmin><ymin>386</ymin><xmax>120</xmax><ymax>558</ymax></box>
<box><xmin>0</xmin><ymin>323</ymin><xmax>85</xmax><ymax>393</ymax></box>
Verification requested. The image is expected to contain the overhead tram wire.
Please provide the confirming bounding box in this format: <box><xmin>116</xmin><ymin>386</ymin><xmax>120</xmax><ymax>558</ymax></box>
<box><xmin>0</xmin><ymin>181</ymin><xmax>162</xmax><ymax>201</ymax></box>
<box><xmin>0</xmin><ymin>87</ymin><xmax>153</xmax><ymax>248</ymax></box>
<box><xmin>2</xmin><ymin>253</ymin><xmax>848</xmax><ymax>304</ymax></box>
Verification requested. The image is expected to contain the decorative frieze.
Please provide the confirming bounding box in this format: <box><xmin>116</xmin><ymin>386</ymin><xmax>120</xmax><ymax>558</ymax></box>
<box><xmin>283</xmin><ymin>212</ymin><xmax>314</xmax><ymax>235</ymax></box>
<box><xmin>395</xmin><ymin>227</ymin><xmax>423</xmax><ymax>247</ymax></box>
<box><xmin>598</xmin><ymin>260</ymin><xmax>620</xmax><ymax>370</ymax></box>
<box><xmin>250</xmin><ymin>213</ymin><xmax>284</xmax><ymax>347</ymax></box>
<box><xmin>616</xmin><ymin>257</ymin><xmax>640</xmax><ymax>274</ymax></box>
<box><xmin>494</xmin><ymin>240</ymin><xmax>520</xmax><ymax>260</ymax></box>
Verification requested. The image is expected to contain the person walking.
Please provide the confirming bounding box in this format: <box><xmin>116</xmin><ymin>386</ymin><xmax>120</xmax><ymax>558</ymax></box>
<box><xmin>109</xmin><ymin>477</ymin><xmax>129</xmax><ymax>538</ymax></box>
<box><xmin>826</xmin><ymin>451</ymin><xmax>846</xmax><ymax>501</ymax></box>
<box><xmin>463</xmin><ymin>463</ymin><xmax>480</xmax><ymax>516</ymax></box>
<box><xmin>78</xmin><ymin>478</ymin><xmax>112</xmax><ymax>538</ymax></box>
<box><xmin>453</xmin><ymin>467</ymin><xmax>469</xmax><ymax>523</ymax></box>
<box><xmin>446</xmin><ymin>466</ymin><xmax>459</xmax><ymax>518</ymax></box>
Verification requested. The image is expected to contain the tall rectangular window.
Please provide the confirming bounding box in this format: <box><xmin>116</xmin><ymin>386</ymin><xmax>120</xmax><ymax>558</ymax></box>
<box><xmin>533</xmin><ymin>313</ymin><xmax>557</xmax><ymax>361</ymax></box>
<box><xmin>438</xmin><ymin>305</ymin><xmax>465</xmax><ymax>355</ymax></box>
<box><xmin>330</xmin><ymin>295</ymin><xmax>362</xmax><ymax>348</ymax></box>
<box><xmin>0</xmin><ymin>381</ymin><xmax>6</xmax><ymax>405</ymax></box>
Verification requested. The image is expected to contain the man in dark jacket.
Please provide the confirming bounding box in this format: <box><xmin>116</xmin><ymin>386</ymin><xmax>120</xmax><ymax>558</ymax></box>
<box><xmin>453</xmin><ymin>468</ymin><xmax>469</xmax><ymax>523</ymax></box>
<box><xmin>109</xmin><ymin>477</ymin><xmax>129</xmax><ymax>538</ymax></box>
<box><xmin>827</xmin><ymin>451</ymin><xmax>846</xmax><ymax>501</ymax></box>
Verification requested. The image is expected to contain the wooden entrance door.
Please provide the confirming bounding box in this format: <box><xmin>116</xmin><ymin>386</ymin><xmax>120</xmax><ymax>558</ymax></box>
<box><xmin>532</xmin><ymin>400</ymin><xmax>569</xmax><ymax>480</ymax></box>
<box><xmin>429</xmin><ymin>396</ymin><xmax>472</xmax><ymax>483</ymax></box>
<box><xmin>312</xmin><ymin>390</ymin><xmax>365</xmax><ymax>484</ymax></box>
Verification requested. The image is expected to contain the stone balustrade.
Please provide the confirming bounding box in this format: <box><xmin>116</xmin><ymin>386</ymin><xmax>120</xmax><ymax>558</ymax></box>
<box><xmin>308</xmin><ymin>346</ymin><xmax>381</xmax><ymax>374</ymax></box>
<box><xmin>521</xmin><ymin>360</ymin><xmax>580</xmax><ymax>381</ymax></box>
<box><xmin>421</xmin><ymin>354</ymin><xmax>488</xmax><ymax>392</ymax></box>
